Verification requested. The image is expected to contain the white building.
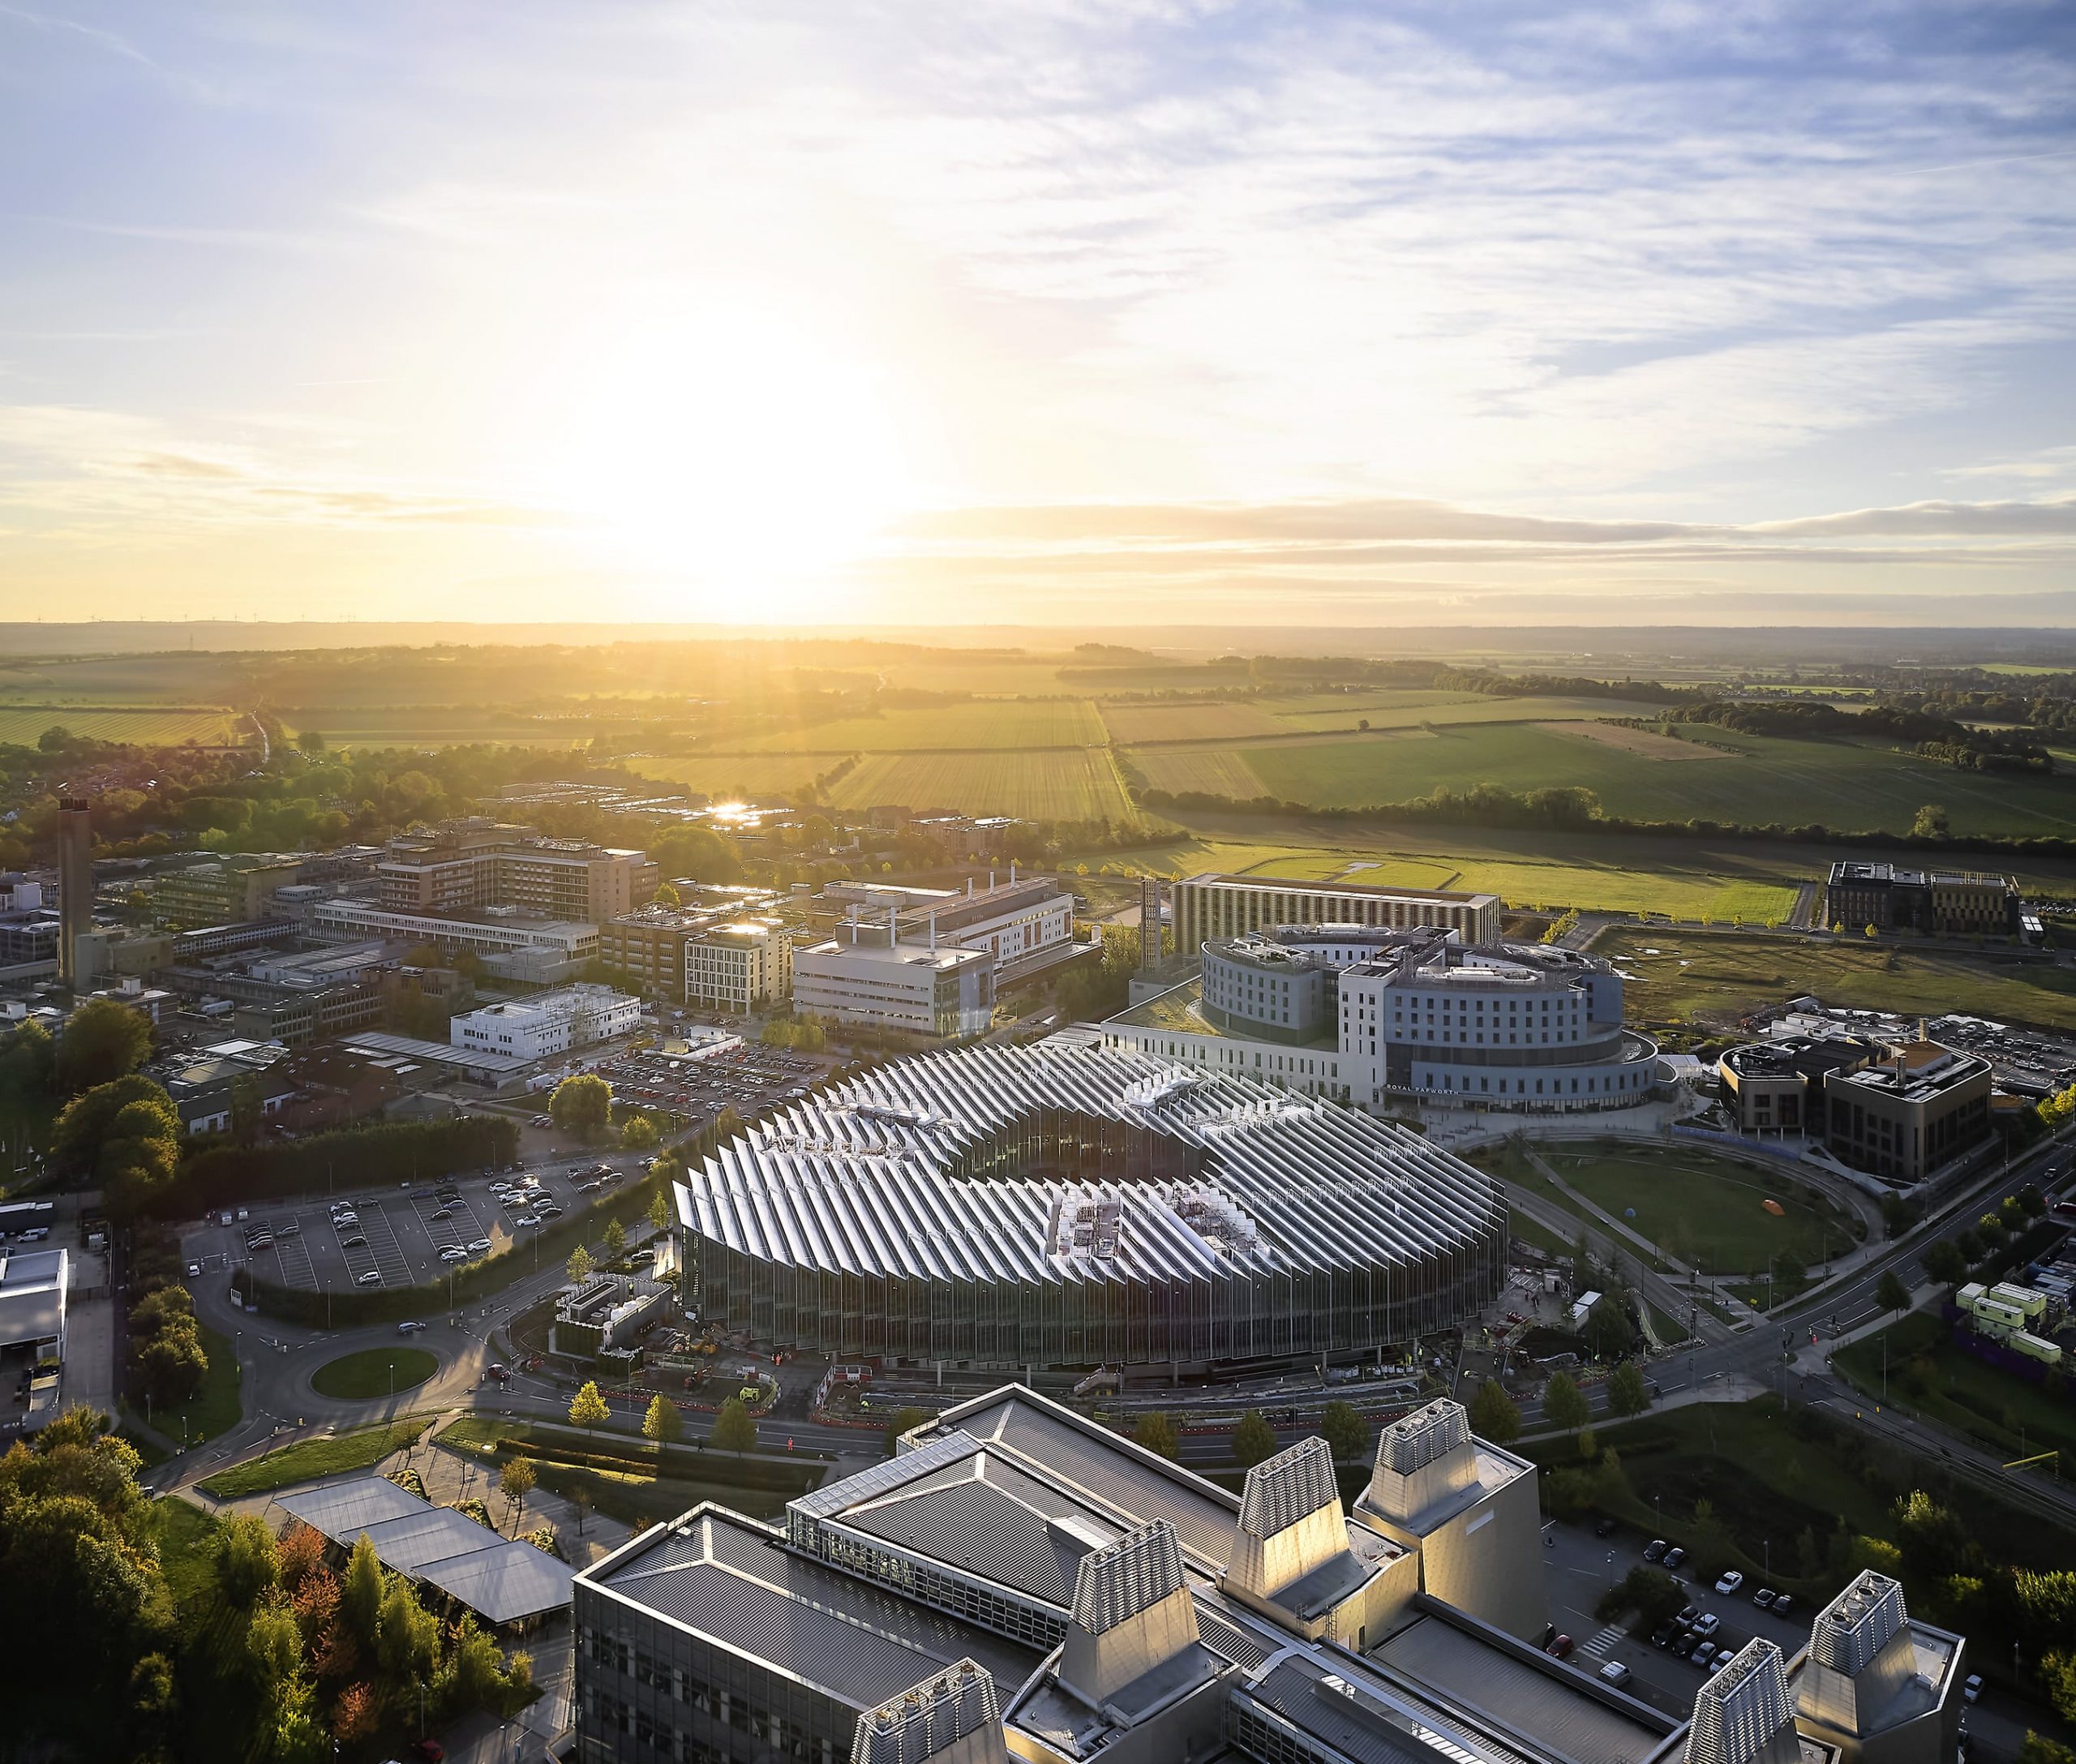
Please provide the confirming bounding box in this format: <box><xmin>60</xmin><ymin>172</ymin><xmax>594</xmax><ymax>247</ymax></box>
<box><xmin>824</xmin><ymin>872</ymin><xmax>1078</xmax><ymax>981</ymax></box>
<box><xmin>1104</xmin><ymin>926</ymin><xmax>1660</xmax><ymax>1114</ymax></box>
<box><xmin>792</xmin><ymin>938</ymin><xmax>993</xmax><ymax>1038</ymax></box>
<box><xmin>303</xmin><ymin>898</ymin><xmax>598</xmax><ymax>976</ymax></box>
<box><xmin>450</xmin><ymin>982</ymin><xmax>641</xmax><ymax>1060</ymax></box>
<box><xmin>685</xmin><ymin>920</ymin><xmax>792</xmax><ymax>1015</ymax></box>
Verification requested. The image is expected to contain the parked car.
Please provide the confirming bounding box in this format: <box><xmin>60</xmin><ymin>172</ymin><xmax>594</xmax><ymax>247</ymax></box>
<box><xmin>515</xmin><ymin>1215</ymin><xmax>538</xmax><ymax>1228</ymax></box>
<box><xmin>1598</xmin><ymin>1662</ymin><xmax>1631</xmax><ymax>1689</ymax></box>
<box><xmin>1752</xmin><ymin>1589</ymin><xmax>1777</xmax><ymax>1611</ymax></box>
<box><xmin>1714</xmin><ymin>1571</ymin><xmax>1745</xmax><ymax>1596</ymax></box>
<box><xmin>1545</xmin><ymin>1634</ymin><xmax>1574</xmax><ymax>1659</ymax></box>
<box><xmin>1671</xmin><ymin>1633</ymin><xmax>1698</xmax><ymax>1659</ymax></box>
<box><xmin>1770</xmin><ymin>1595</ymin><xmax>1794</xmax><ymax>1620</ymax></box>
<box><xmin>440</xmin><ymin>1247</ymin><xmax>466</xmax><ymax>1262</ymax></box>
<box><xmin>357</xmin><ymin>1270</ymin><xmax>380</xmax><ymax>1285</ymax></box>
<box><xmin>1692</xmin><ymin>1613</ymin><xmax>1722</xmax><ymax>1638</ymax></box>
<box><xmin>468</xmin><ymin>1238</ymin><xmax>491</xmax><ymax>1252</ymax></box>
<box><xmin>1649</xmin><ymin>1624</ymin><xmax>1676</xmax><ymax>1649</ymax></box>
<box><xmin>1643</xmin><ymin>1539</ymin><xmax>1668</xmax><ymax>1563</ymax></box>
<box><xmin>1963</xmin><ymin>1674</ymin><xmax>1983</xmax><ymax>1704</ymax></box>
<box><xmin>341</xmin><ymin>1235</ymin><xmax>367</xmax><ymax>1249</ymax></box>
<box><xmin>1662</xmin><ymin>1547</ymin><xmax>1688</xmax><ymax>1572</ymax></box>
<box><xmin>411</xmin><ymin>1739</ymin><xmax>445</xmax><ymax>1762</ymax></box>
<box><xmin>1593</xmin><ymin>1517</ymin><xmax>1617</xmax><ymax>1538</ymax></box>
<box><xmin>1675</xmin><ymin>1606</ymin><xmax>1698</xmax><ymax>1629</ymax></box>
<box><xmin>1691</xmin><ymin>1643</ymin><xmax>1717</xmax><ymax>1672</ymax></box>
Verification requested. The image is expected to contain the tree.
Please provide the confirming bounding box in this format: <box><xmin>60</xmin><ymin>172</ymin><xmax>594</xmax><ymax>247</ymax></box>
<box><xmin>374</xmin><ymin>1576</ymin><xmax>439</xmax><ymax>1681</ymax></box>
<box><xmin>54</xmin><ymin>997</ymin><xmax>153</xmax><ymax>1095</ymax></box>
<box><xmin>548</xmin><ymin>1072</ymin><xmax>612</xmax><ymax>1140</ymax></box>
<box><xmin>1911</xmin><ymin>803</ymin><xmax>1950</xmax><ymax>839</ymax></box>
<box><xmin>620</xmin><ymin>1114</ymin><xmax>659</xmax><ymax>1151</ymax></box>
<box><xmin>1584</xmin><ymin>1294</ymin><xmax>1636</xmax><ymax>1360</ymax></box>
<box><xmin>1132</xmin><ymin>1412</ymin><xmax>1180</xmax><ymax>1460</ymax></box>
<box><xmin>1231</xmin><ymin>1410</ymin><xmax>1277</xmax><ymax>1468</ymax></box>
<box><xmin>1876</xmin><ymin>1270</ymin><xmax>1911</xmax><ymax>1315</ymax></box>
<box><xmin>245</xmin><ymin>1594</ymin><xmax>303</xmax><ymax>1689</ymax></box>
<box><xmin>565</xmin><ymin>1245</ymin><xmax>594</xmax><ymax>1286</ymax></box>
<box><xmin>1922</xmin><ymin>1240</ymin><xmax>1969</xmax><ymax>1286</ymax></box>
<box><xmin>643</xmin><ymin>1394</ymin><xmax>683</xmax><ymax>1455</ymax></box>
<box><xmin>1596</xmin><ymin>1564</ymin><xmax>1684</xmax><ymax>1629</ymax></box>
<box><xmin>1542</xmin><ymin>1370</ymin><xmax>1590</xmax><ymax>1436</ymax></box>
<box><xmin>711</xmin><ymin>1395</ymin><xmax>757</xmax><ymax>1454</ymax></box>
<box><xmin>648</xmin><ymin>1187</ymin><xmax>673</xmax><ymax>1237</ymax></box>
<box><xmin>219</xmin><ymin>1513</ymin><xmax>281</xmax><ymax>1607</ymax></box>
<box><xmin>1606</xmin><ymin>1360</ymin><xmax>1650</xmax><ymax>1419</ymax></box>
<box><xmin>651</xmin><ymin>880</ymin><xmax>682</xmax><ymax>908</ymax></box>
<box><xmin>342</xmin><ymin>1534</ymin><xmax>383</xmax><ymax>1645</ymax></box>
<box><xmin>229</xmin><ymin>1071</ymin><xmax>264</xmax><ymax>1144</ymax></box>
<box><xmin>569</xmin><ymin>1380</ymin><xmax>611</xmax><ymax>1440</ymax></box>
<box><xmin>1469</xmin><ymin>1379</ymin><xmax>1522</xmax><ymax>1446</ymax></box>
<box><xmin>1321</xmin><ymin>1401</ymin><xmax>1369</xmax><ymax>1464</ymax></box>
<box><xmin>2022</xmin><ymin>1734</ymin><xmax>2076</xmax><ymax>1764</ymax></box>
<box><xmin>499</xmin><ymin>1456</ymin><xmax>537</xmax><ymax>1535</ymax></box>
<box><xmin>601</xmin><ymin>1218</ymin><xmax>628</xmax><ymax>1264</ymax></box>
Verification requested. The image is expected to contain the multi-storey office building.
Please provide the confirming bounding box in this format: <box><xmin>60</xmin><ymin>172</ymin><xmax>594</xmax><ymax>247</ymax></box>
<box><xmin>676</xmin><ymin>1041</ymin><xmax>1505</xmax><ymax>1371</ymax></box>
<box><xmin>821</xmin><ymin>874</ymin><xmax>1078</xmax><ymax>982</ymax></box>
<box><xmin>151</xmin><ymin>854</ymin><xmax>306</xmax><ymax>932</ymax></box>
<box><xmin>450</xmin><ymin>982</ymin><xmax>642</xmax><ymax>1060</ymax></box>
<box><xmin>376</xmin><ymin>817</ymin><xmax>655</xmax><ymax>921</ymax></box>
<box><xmin>1106</xmin><ymin>928</ymin><xmax>1658</xmax><ymax>1114</ymax></box>
<box><xmin>302</xmin><ymin>898</ymin><xmax>598</xmax><ymax>974</ymax></box>
<box><xmin>573</xmin><ymin>1388</ymin><xmax>1966</xmax><ymax>1764</ymax></box>
<box><xmin>1171</xmin><ymin>874</ymin><xmax>1500</xmax><ymax>959</ymax></box>
<box><xmin>791</xmin><ymin>938</ymin><xmax>993</xmax><ymax>1038</ymax></box>
<box><xmin>1822</xmin><ymin>1041</ymin><xmax>1992</xmax><ymax>1182</ymax></box>
<box><xmin>1824</xmin><ymin>862</ymin><xmax>2019</xmax><ymax>937</ymax></box>
<box><xmin>686</xmin><ymin>921</ymin><xmax>791</xmax><ymax>1015</ymax></box>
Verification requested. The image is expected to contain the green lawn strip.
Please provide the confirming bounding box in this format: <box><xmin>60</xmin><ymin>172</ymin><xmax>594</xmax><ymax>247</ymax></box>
<box><xmin>1834</xmin><ymin>1313</ymin><xmax>2076</xmax><ymax>1470</ymax></box>
<box><xmin>152</xmin><ymin>1321</ymin><xmax>243</xmax><ymax>1447</ymax></box>
<box><xmin>155</xmin><ymin>1496</ymin><xmax>225</xmax><ymax>1607</ymax></box>
<box><xmin>309</xmin><ymin>1346</ymin><xmax>439</xmax><ymax>1400</ymax></box>
<box><xmin>1539</xmin><ymin>1144</ymin><xmax>1857</xmax><ymax>1274</ymax></box>
<box><xmin>195</xmin><ymin>1413</ymin><xmax>435</xmax><ymax>1498</ymax></box>
<box><xmin>1645</xmin><ymin>1304</ymin><xmax>1692</xmax><ymax>1345</ymax></box>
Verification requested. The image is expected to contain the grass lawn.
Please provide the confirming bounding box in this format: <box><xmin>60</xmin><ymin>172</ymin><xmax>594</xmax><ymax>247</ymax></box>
<box><xmin>1602</xmin><ymin>927</ymin><xmax>2076</xmax><ymax>1032</ymax></box>
<box><xmin>1834</xmin><ymin>1313</ymin><xmax>2076</xmax><ymax>1472</ymax></box>
<box><xmin>155</xmin><ymin>1496</ymin><xmax>225</xmax><ymax>1607</ymax></box>
<box><xmin>1508</xmin><ymin>1209</ymin><xmax>1573</xmax><ymax>1260</ymax></box>
<box><xmin>0</xmin><ymin>705</ymin><xmax>241</xmax><ymax>746</ymax></box>
<box><xmin>309</xmin><ymin>1346</ymin><xmax>439</xmax><ymax>1400</ymax></box>
<box><xmin>195</xmin><ymin>1414</ymin><xmax>434</xmax><ymax>1498</ymax></box>
<box><xmin>1541</xmin><ymin>1143</ymin><xmax>1860</xmax><ymax>1275</ymax></box>
<box><xmin>151</xmin><ymin>1322</ymin><xmax>243</xmax><ymax>1448</ymax></box>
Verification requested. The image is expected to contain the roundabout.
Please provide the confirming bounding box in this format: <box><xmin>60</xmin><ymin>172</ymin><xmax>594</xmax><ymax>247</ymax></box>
<box><xmin>310</xmin><ymin>1346</ymin><xmax>440</xmax><ymax>1401</ymax></box>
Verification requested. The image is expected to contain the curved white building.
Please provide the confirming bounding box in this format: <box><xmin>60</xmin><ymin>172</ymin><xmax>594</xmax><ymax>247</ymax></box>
<box><xmin>1108</xmin><ymin>926</ymin><xmax>1660</xmax><ymax>1114</ymax></box>
<box><xmin>675</xmin><ymin>1040</ymin><xmax>1507</xmax><ymax>1371</ymax></box>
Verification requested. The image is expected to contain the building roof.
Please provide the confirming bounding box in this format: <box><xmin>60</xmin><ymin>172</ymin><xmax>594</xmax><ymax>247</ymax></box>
<box><xmin>1179</xmin><ymin>873</ymin><xmax>1499</xmax><ymax>908</ymax></box>
<box><xmin>587</xmin><ymin>1506</ymin><xmax>1040</xmax><ymax>1713</ymax></box>
<box><xmin>276</xmin><ymin>1475</ymin><xmax>573</xmax><ymax>1625</ymax></box>
<box><xmin>675</xmin><ymin>1042</ymin><xmax>1502</xmax><ymax>1294</ymax></box>
<box><xmin>0</xmin><ymin>1248</ymin><xmax>66</xmax><ymax>1349</ymax></box>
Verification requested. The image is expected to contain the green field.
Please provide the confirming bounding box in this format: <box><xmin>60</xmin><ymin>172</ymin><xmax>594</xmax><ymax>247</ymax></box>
<box><xmin>1539</xmin><ymin>1143</ymin><xmax>1859</xmax><ymax>1275</ymax></box>
<box><xmin>723</xmin><ymin>699</ymin><xmax>1106</xmax><ymax>753</ymax></box>
<box><xmin>1603</xmin><ymin>927</ymin><xmax>2076</xmax><ymax>1031</ymax></box>
<box><xmin>195</xmin><ymin>1414</ymin><xmax>434</xmax><ymax>1498</ymax></box>
<box><xmin>1098</xmin><ymin>700</ymin><xmax>1285</xmax><ymax>743</ymax></box>
<box><xmin>278</xmin><ymin>706</ymin><xmax>604</xmax><ymax>749</ymax></box>
<box><xmin>309</xmin><ymin>1346</ymin><xmax>438</xmax><ymax>1400</ymax></box>
<box><xmin>821</xmin><ymin>749</ymin><xmax>1137</xmax><ymax>821</ymax></box>
<box><xmin>633</xmin><ymin>754</ymin><xmax>850</xmax><ymax>799</ymax></box>
<box><xmin>1834</xmin><ymin>1314</ymin><xmax>2076</xmax><ymax>1471</ymax></box>
<box><xmin>1131</xmin><ymin>719</ymin><xmax>2076</xmax><ymax>837</ymax></box>
<box><xmin>0</xmin><ymin>706</ymin><xmax>242</xmax><ymax>747</ymax></box>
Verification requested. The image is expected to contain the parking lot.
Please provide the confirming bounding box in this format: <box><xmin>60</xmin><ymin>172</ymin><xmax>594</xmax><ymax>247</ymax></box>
<box><xmin>181</xmin><ymin>1156</ymin><xmax>642</xmax><ymax>1295</ymax></box>
<box><xmin>585</xmin><ymin>1039</ymin><xmax>830</xmax><ymax>1130</ymax></box>
<box><xmin>1540</xmin><ymin>1517</ymin><xmax>1828</xmax><ymax>1719</ymax></box>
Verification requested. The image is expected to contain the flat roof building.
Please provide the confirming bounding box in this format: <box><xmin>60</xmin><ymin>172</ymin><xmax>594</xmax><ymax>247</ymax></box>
<box><xmin>792</xmin><ymin>937</ymin><xmax>993</xmax><ymax>1039</ymax></box>
<box><xmin>1823</xmin><ymin>1040</ymin><xmax>1992</xmax><ymax>1183</ymax></box>
<box><xmin>1172</xmin><ymin>874</ymin><xmax>1501</xmax><ymax>959</ymax></box>
<box><xmin>1824</xmin><ymin>862</ymin><xmax>2018</xmax><ymax>938</ymax></box>
<box><xmin>376</xmin><ymin>817</ymin><xmax>655</xmax><ymax>922</ymax></box>
<box><xmin>151</xmin><ymin>853</ymin><xmax>305</xmax><ymax>932</ymax></box>
<box><xmin>452</xmin><ymin>982</ymin><xmax>642</xmax><ymax>1061</ymax></box>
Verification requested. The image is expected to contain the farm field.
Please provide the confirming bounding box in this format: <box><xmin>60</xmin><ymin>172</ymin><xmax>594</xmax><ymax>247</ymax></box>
<box><xmin>632</xmin><ymin>753</ymin><xmax>847</xmax><ymax>799</ymax></box>
<box><xmin>1602</xmin><ymin>928</ymin><xmax>2076</xmax><ymax>1032</ymax></box>
<box><xmin>0</xmin><ymin>653</ymin><xmax>256</xmax><ymax>703</ymax></box>
<box><xmin>277</xmin><ymin>706</ymin><xmax>603</xmax><ymax>749</ymax></box>
<box><xmin>1539</xmin><ymin>1142</ymin><xmax>1860</xmax><ymax>1275</ymax></box>
<box><xmin>1258</xmin><ymin>689</ymin><xmax>1671</xmax><ymax>732</ymax></box>
<box><xmin>821</xmin><ymin>749</ymin><xmax>1136</xmax><ymax>821</ymax></box>
<box><xmin>1097</xmin><ymin>699</ymin><xmax>1285</xmax><ymax>743</ymax></box>
<box><xmin>1139</xmin><ymin>719</ymin><xmax>2076</xmax><ymax>838</ymax></box>
<box><xmin>718</xmin><ymin>698</ymin><xmax>1106</xmax><ymax>753</ymax></box>
<box><xmin>0</xmin><ymin>705</ymin><xmax>242</xmax><ymax>746</ymax></box>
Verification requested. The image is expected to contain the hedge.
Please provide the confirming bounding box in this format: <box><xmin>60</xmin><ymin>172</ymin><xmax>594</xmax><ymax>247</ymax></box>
<box><xmin>493</xmin><ymin>1433</ymin><xmax>821</xmax><ymax>1490</ymax></box>
<box><xmin>166</xmin><ymin>1116</ymin><xmax>520</xmax><ymax>1216</ymax></box>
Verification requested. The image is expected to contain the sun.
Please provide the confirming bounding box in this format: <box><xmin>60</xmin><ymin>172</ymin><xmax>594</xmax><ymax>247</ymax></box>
<box><xmin>545</xmin><ymin>303</ymin><xmax>908</xmax><ymax>618</ymax></box>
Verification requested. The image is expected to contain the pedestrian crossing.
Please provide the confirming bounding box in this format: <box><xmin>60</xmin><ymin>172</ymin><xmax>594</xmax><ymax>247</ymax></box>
<box><xmin>1579</xmin><ymin>1623</ymin><xmax>1627</xmax><ymax>1659</ymax></box>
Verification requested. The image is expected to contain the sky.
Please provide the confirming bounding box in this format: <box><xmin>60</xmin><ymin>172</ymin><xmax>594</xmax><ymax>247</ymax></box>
<box><xmin>2</xmin><ymin>1</ymin><xmax>2074</xmax><ymax>630</ymax></box>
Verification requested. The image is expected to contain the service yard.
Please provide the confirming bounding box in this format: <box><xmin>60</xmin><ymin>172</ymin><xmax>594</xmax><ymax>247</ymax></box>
<box><xmin>181</xmin><ymin>1154</ymin><xmax>644</xmax><ymax>1296</ymax></box>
